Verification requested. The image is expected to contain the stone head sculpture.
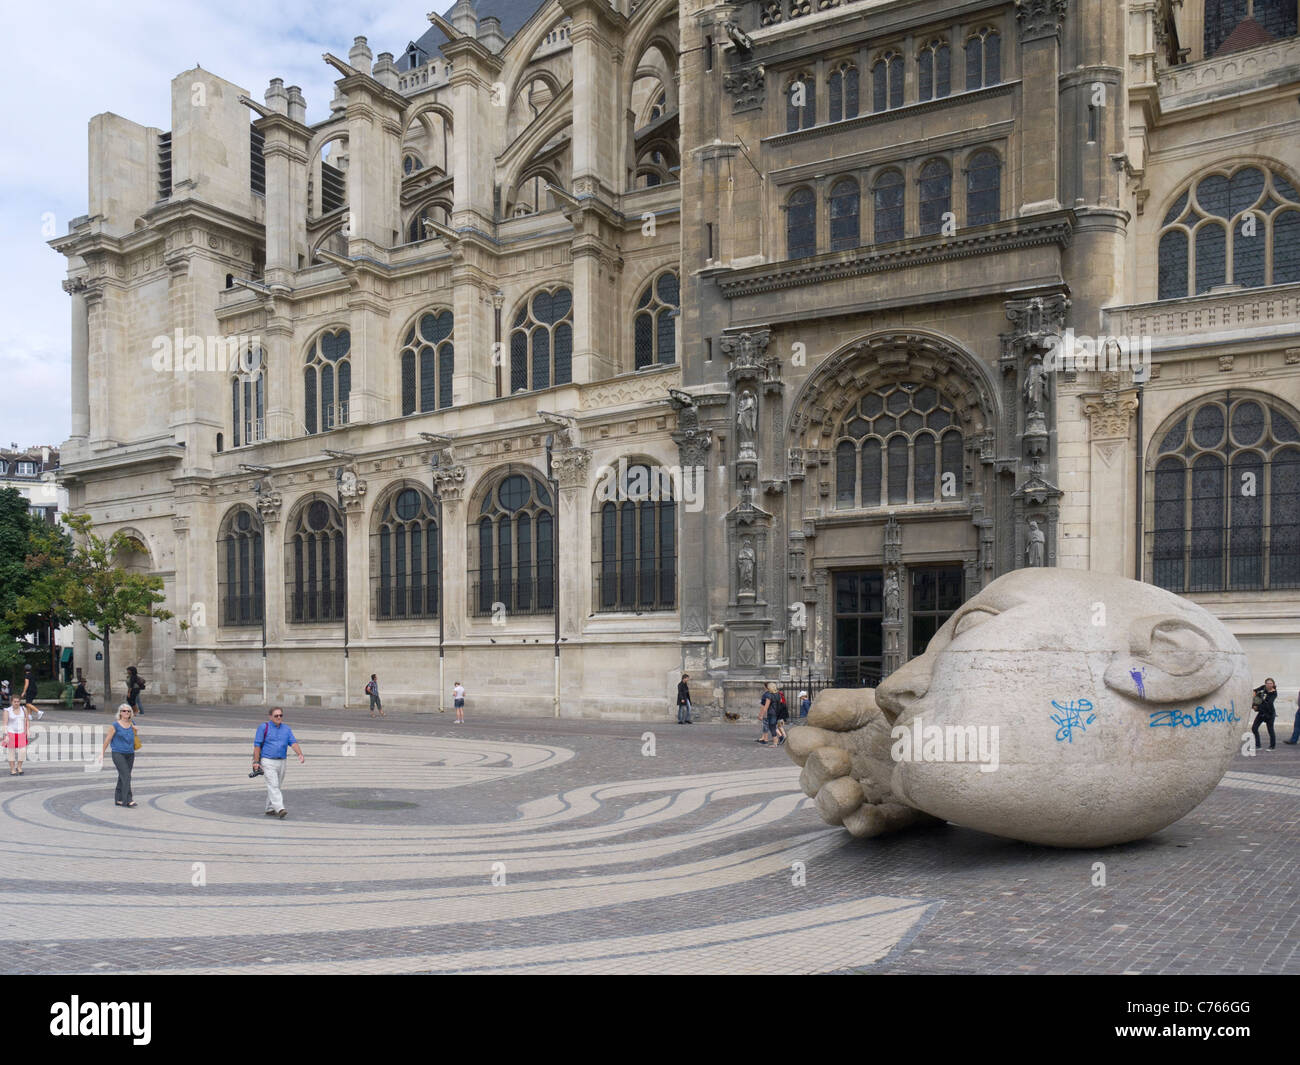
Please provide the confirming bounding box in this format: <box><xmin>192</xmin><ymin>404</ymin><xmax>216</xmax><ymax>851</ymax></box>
<box><xmin>788</xmin><ymin>568</ymin><xmax>1250</xmax><ymax>847</ymax></box>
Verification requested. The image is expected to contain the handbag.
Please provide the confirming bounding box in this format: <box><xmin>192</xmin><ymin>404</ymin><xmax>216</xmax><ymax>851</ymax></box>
<box><xmin>1252</xmin><ymin>693</ymin><xmax>1263</xmax><ymax>710</ymax></box>
<box><xmin>133</xmin><ymin>728</ymin><xmax>142</xmax><ymax>751</ymax></box>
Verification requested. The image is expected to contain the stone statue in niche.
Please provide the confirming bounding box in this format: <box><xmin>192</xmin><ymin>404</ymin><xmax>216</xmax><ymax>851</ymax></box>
<box><xmin>1026</xmin><ymin>520</ymin><xmax>1046</xmax><ymax>568</ymax></box>
<box><xmin>786</xmin><ymin>568</ymin><xmax>1249</xmax><ymax>847</ymax></box>
<box><xmin>737</xmin><ymin>538</ymin><xmax>756</xmax><ymax>594</ymax></box>
<box><xmin>883</xmin><ymin>570</ymin><xmax>901</xmax><ymax>622</ymax></box>
<box><xmin>737</xmin><ymin>391</ymin><xmax>757</xmax><ymax>457</ymax></box>
<box><xmin>1023</xmin><ymin>354</ymin><xmax>1049</xmax><ymax>417</ymax></box>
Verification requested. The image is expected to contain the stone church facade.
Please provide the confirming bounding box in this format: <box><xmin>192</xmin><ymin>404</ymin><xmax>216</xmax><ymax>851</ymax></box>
<box><xmin>51</xmin><ymin>0</ymin><xmax>1300</xmax><ymax>715</ymax></box>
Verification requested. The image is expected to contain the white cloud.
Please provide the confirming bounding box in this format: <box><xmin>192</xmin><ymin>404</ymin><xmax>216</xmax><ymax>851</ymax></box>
<box><xmin>0</xmin><ymin>1</ymin><xmax>444</xmax><ymax>447</ymax></box>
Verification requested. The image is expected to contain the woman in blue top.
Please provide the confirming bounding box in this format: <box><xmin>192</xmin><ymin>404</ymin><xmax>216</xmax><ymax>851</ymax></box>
<box><xmin>98</xmin><ymin>704</ymin><xmax>139</xmax><ymax>807</ymax></box>
<box><xmin>758</xmin><ymin>682</ymin><xmax>780</xmax><ymax>746</ymax></box>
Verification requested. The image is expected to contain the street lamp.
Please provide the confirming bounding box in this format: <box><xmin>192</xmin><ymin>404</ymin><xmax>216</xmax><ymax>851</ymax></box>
<box><xmin>421</xmin><ymin>432</ymin><xmax>453</xmax><ymax>714</ymax></box>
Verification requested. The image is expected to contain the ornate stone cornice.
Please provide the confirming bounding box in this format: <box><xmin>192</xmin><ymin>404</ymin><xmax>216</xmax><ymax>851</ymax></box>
<box><xmin>1082</xmin><ymin>389</ymin><xmax>1139</xmax><ymax>440</ymax></box>
<box><xmin>1016</xmin><ymin>0</ymin><xmax>1067</xmax><ymax>41</ymax></box>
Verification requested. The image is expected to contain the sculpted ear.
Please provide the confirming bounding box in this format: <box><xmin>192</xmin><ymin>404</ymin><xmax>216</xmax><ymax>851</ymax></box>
<box><xmin>1104</xmin><ymin>614</ymin><xmax>1234</xmax><ymax>703</ymax></box>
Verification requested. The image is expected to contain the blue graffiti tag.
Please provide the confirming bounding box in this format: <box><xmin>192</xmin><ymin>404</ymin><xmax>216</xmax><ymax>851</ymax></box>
<box><xmin>1050</xmin><ymin>698</ymin><xmax>1096</xmax><ymax>743</ymax></box>
<box><xmin>1129</xmin><ymin>666</ymin><xmax>1146</xmax><ymax>699</ymax></box>
<box><xmin>1147</xmin><ymin>701</ymin><xmax>1240</xmax><ymax>730</ymax></box>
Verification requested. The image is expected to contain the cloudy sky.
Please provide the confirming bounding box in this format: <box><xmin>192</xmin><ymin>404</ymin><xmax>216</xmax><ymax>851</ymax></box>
<box><xmin>0</xmin><ymin>1</ymin><xmax>450</xmax><ymax>449</ymax></box>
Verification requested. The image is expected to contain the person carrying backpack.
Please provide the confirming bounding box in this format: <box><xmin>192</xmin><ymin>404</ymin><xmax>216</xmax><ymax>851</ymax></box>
<box><xmin>125</xmin><ymin>667</ymin><xmax>146</xmax><ymax>716</ymax></box>
<box><xmin>365</xmin><ymin>674</ymin><xmax>384</xmax><ymax>717</ymax></box>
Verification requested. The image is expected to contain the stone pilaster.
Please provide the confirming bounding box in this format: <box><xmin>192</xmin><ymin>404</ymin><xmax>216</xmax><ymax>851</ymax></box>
<box><xmin>1081</xmin><ymin>388</ymin><xmax>1139</xmax><ymax>575</ymax></box>
<box><xmin>1015</xmin><ymin>0</ymin><xmax>1066</xmax><ymax>214</ymax></box>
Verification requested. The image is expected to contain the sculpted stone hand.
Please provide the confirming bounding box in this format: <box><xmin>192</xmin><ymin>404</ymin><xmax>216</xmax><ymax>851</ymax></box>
<box><xmin>789</xmin><ymin>568</ymin><xmax>1250</xmax><ymax>847</ymax></box>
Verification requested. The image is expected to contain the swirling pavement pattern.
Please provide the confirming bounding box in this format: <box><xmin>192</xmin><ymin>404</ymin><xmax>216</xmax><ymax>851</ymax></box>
<box><xmin>0</xmin><ymin>723</ymin><xmax>935</xmax><ymax>974</ymax></box>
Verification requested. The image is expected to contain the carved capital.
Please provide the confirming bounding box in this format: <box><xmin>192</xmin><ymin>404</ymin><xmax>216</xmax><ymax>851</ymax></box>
<box><xmin>336</xmin><ymin>470</ymin><xmax>368</xmax><ymax>513</ymax></box>
<box><xmin>255</xmin><ymin>491</ymin><xmax>283</xmax><ymax>522</ymax></box>
<box><xmin>1016</xmin><ymin>0</ymin><xmax>1067</xmax><ymax>40</ymax></box>
<box><xmin>722</xmin><ymin>64</ymin><xmax>765</xmax><ymax>111</ymax></box>
<box><xmin>720</xmin><ymin>329</ymin><xmax>778</xmax><ymax>385</ymax></box>
<box><xmin>551</xmin><ymin>447</ymin><xmax>591</xmax><ymax>489</ymax></box>
<box><xmin>672</xmin><ymin>427</ymin><xmax>713</xmax><ymax>468</ymax></box>
<box><xmin>432</xmin><ymin>463</ymin><xmax>467</xmax><ymax>502</ymax></box>
<box><xmin>1082</xmin><ymin>389</ymin><xmax>1139</xmax><ymax>439</ymax></box>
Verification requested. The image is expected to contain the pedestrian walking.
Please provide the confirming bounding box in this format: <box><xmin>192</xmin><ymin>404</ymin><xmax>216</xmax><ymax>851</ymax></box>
<box><xmin>20</xmin><ymin>665</ymin><xmax>43</xmax><ymax>720</ymax></box>
<box><xmin>774</xmin><ymin>688</ymin><xmax>789</xmax><ymax>745</ymax></box>
<box><xmin>452</xmin><ymin>681</ymin><xmax>466</xmax><ymax>724</ymax></box>
<box><xmin>125</xmin><ymin>666</ymin><xmax>146</xmax><ymax>716</ymax></box>
<box><xmin>4</xmin><ymin>695</ymin><xmax>31</xmax><ymax>775</ymax></box>
<box><xmin>97</xmin><ymin>704</ymin><xmax>139</xmax><ymax>806</ymax></box>
<box><xmin>676</xmin><ymin>673</ymin><xmax>693</xmax><ymax>724</ymax></box>
<box><xmin>798</xmin><ymin>690</ymin><xmax>811</xmax><ymax>718</ymax></box>
<box><xmin>1252</xmin><ymin>678</ymin><xmax>1278</xmax><ymax>750</ymax></box>
<box><xmin>252</xmin><ymin>707</ymin><xmax>304</xmax><ymax>818</ymax></box>
<box><xmin>1286</xmin><ymin>690</ymin><xmax>1300</xmax><ymax>745</ymax></box>
<box><xmin>365</xmin><ymin>673</ymin><xmax>384</xmax><ymax>717</ymax></box>
<box><xmin>757</xmin><ymin>682</ymin><xmax>780</xmax><ymax>746</ymax></box>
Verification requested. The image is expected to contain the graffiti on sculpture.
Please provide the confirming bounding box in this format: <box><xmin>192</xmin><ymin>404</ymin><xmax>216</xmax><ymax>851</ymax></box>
<box><xmin>1049</xmin><ymin>698</ymin><xmax>1096</xmax><ymax>742</ymax></box>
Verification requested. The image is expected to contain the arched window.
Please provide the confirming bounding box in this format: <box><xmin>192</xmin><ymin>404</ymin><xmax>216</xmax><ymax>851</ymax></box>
<box><xmin>966</xmin><ymin>149</ymin><xmax>1002</xmax><ymax>226</ymax></box>
<box><xmin>509</xmin><ymin>288</ymin><xmax>573</xmax><ymax>393</ymax></box>
<box><xmin>919</xmin><ymin>159</ymin><xmax>952</xmax><ymax>236</ymax></box>
<box><xmin>403</xmin><ymin>153</ymin><xmax>424</xmax><ymax>176</ymax></box>
<box><xmin>1150</xmin><ymin>394</ymin><xmax>1300</xmax><ymax>592</ymax></box>
<box><xmin>786</xmin><ymin>72</ymin><xmax>816</xmax><ymax>131</ymax></box>
<box><xmin>634</xmin><ymin>271</ymin><xmax>680</xmax><ymax>369</ymax></box>
<box><xmin>828</xmin><ymin>62</ymin><xmax>859</xmax><ymax>122</ymax></box>
<box><xmin>474</xmin><ymin>471</ymin><xmax>555</xmax><ymax>616</ymax></box>
<box><xmin>786</xmin><ymin>186</ymin><xmax>816</xmax><ymax>259</ymax></box>
<box><xmin>304</xmin><ymin>329</ymin><xmax>351</xmax><ymax>435</ymax></box>
<box><xmin>917</xmin><ymin>39</ymin><xmax>951</xmax><ymax>101</ymax></box>
<box><xmin>400</xmin><ymin>310</ymin><xmax>454</xmax><ymax>415</ymax></box>
<box><xmin>829</xmin><ymin>178</ymin><xmax>860</xmax><ymax>251</ymax></box>
<box><xmin>408</xmin><ymin>202</ymin><xmax>449</xmax><ymax>244</ymax></box>
<box><xmin>872</xmin><ymin>51</ymin><xmax>904</xmax><ymax>112</ymax></box>
<box><xmin>1157</xmin><ymin>165</ymin><xmax>1300</xmax><ymax>299</ymax></box>
<box><xmin>873</xmin><ymin>169</ymin><xmax>905</xmax><ymax>243</ymax></box>
<box><xmin>218</xmin><ymin>506</ymin><xmax>264</xmax><ymax>627</ymax></box>
<box><xmin>833</xmin><ymin>385</ymin><xmax>964</xmax><ymax>509</ymax></box>
<box><xmin>372</xmin><ymin>486</ymin><xmax>439</xmax><ymax>619</ymax></box>
<box><xmin>231</xmin><ymin>346</ymin><xmax>265</xmax><ymax>448</ymax></box>
<box><xmin>965</xmin><ymin>28</ymin><xmax>1001</xmax><ymax>90</ymax></box>
<box><xmin>594</xmin><ymin>462</ymin><xmax>677</xmax><ymax>612</ymax></box>
<box><xmin>286</xmin><ymin>497</ymin><xmax>345</xmax><ymax>623</ymax></box>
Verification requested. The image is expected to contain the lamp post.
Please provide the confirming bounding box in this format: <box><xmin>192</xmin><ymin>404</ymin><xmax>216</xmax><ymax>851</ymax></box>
<box><xmin>421</xmin><ymin>432</ymin><xmax>453</xmax><ymax>714</ymax></box>
<box><xmin>545</xmin><ymin>434</ymin><xmax>560</xmax><ymax>719</ymax></box>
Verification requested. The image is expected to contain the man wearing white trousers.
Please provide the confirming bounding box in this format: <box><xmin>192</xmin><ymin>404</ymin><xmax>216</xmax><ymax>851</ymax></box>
<box><xmin>251</xmin><ymin>707</ymin><xmax>304</xmax><ymax>819</ymax></box>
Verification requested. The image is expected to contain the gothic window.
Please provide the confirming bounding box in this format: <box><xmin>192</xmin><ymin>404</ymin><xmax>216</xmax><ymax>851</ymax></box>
<box><xmin>1205</xmin><ymin>0</ymin><xmax>1296</xmax><ymax>57</ymax></box>
<box><xmin>231</xmin><ymin>346</ymin><xmax>265</xmax><ymax>448</ymax></box>
<box><xmin>372</xmin><ymin>486</ymin><xmax>439</xmax><ymax>620</ymax></box>
<box><xmin>829</xmin><ymin>178</ymin><xmax>861</xmax><ymax>251</ymax></box>
<box><xmin>828</xmin><ymin>62</ymin><xmax>859</xmax><ymax>122</ymax></box>
<box><xmin>218</xmin><ymin>506</ymin><xmax>264</xmax><ymax>627</ymax></box>
<box><xmin>834</xmin><ymin>385</ymin><xmax>964</xmax><ymax>509</ymax></box>
<box><xmin>1150</xmin><ymin>394</ymin><xmax>1300</xmax><ymax>592</ymax></box>
<box><xmin>408</xmin><ymin>202</ymin><xmax>449</xmax><ymax>244</ymax></box>
<box><xmin>509</xmin><ymin>288</ymin><xmax>573</xmax><ymax>393</ymax></box>
<box><xmin>786</xmin><ymin>186</ymin><xmax>817</xmax><ymax>258</ymax></box>
<box><xmin>594</xmin><ymin>462</ymin><xmax>677</xmax><ymax>612</ymax></box>
<box><xmin>872</xmin><ymin>50</ymin><xmax>904</xmax><ymax>112</ymax></box>
<box><xmin>286</xmin><ymin>497</ymin><xmax>345</xmax><ymax>623</ymax></box>
<box><xmin>965</xmin><ymin>28</ymin><xmax>1002</xmax><ymax>90</ymax></box>
<box><xmin>873</xmin><ymin>169</ymin><xmax>905</xmax><ymax>243</ymax></box>
<box><xmin>304</xmin><ymin>329</ymin><xmax>351</xmax><ymax>435</ymax></box>
<box><xmin>919</xmin><ymin>159</ymin><xmax>952</xmax><ymax>236</ymax></box>
<box><xmin>1157</xmin><ymin>165</ymin><xmax>1300</xmax><ymax>299</ymax></box>
<box><xmin>786</xmin><ymin>72</ymin><xmax>816</xmax><ymax>131</ymax></box>
<box><xmin>400</xmin><ymin>310</ymin><xmax>455</xmax><ymax>415</ymax></box>
<box><xmin>633</xmin><ymin>271</ymin><xmax>680</xmax><ymax>369</ymax></box>
<box><xmin>474</xmin><ymin>471</ymin><xmax>555</xmax><ymax>616</ymax></box>
<box><xmin>917</xmin><ymin>39</ymin><xmax>951</xmax><ymax>101</ymax></box>
<box><xmin>966</xmin><ymin>149</ymin><xmax>1002</xmax><ymax>226</ymax></box>
<box><xmin>403</xmin><ymin>153</ymin><xmax>424</xmax><ymax>176</ymax></box>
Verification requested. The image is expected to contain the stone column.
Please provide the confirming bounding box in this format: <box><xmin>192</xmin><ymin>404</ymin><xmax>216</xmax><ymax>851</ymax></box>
<box><xmin>64</xmin><ymin>280</ymin><xmax>91</xmax><ymax>444</ymax></box>
<box><xmin>338</xmin><ymin>474</ymin><xmax>369</xmax><ymax>646</ymax></box>
<box><xmin>262</xmin><ymin>318</ymin><xmax>295</xmax><ymax>441</ymax></box>
<box><xmin>559</xmin><ymin>0</ymin><xmax>625</xmax><ymax>203</ymax></box>
<box><xmin>811</xmin><ymin>566</ymin><xmax>830</xmax><ymax>676</ymax></box>
<box><xmin>433</xmin><ymin>461</ymin><xmax>468</xmax><ymax>641</ymax></box>
<box><xmin>1081</xmin><ymin>387</ymin><xmax>1139</xmax><ymax>574</ymax></box>
<box><xmin>1015</xmin><ymin>0</ymin><xmax>1065</xmax><ymax>214</ymax></box>
<box><xmin>259</xmin><ymin>81</ymin><xmax>310</xmax><ymax>285</ymax></box>
<box><xmin>552</xmin><ymin>448</ymin><xmax>592</xmax><ymax>637</ymax></box>
<box><xmin>256</xmin><ymin>490</ymin><xmax>286</xmax><ymax>651</ymax></box>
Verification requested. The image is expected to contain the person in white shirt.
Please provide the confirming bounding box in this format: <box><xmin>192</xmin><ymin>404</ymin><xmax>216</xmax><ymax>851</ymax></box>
<box><xmin>5</xmin><ymin>696</ymin><xmax>31</xmax><ymax>775</ymax></box>
<box><xmin>452</xmin><ymin>682</ymin><xmax>466</xmax><ymax>724</ymax></box>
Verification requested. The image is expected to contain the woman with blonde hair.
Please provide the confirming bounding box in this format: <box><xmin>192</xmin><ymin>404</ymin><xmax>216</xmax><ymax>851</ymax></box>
<box><xmin>98</xmin><ymin>704</ymin><xmax>140</xmax><ymax>807</ymax></box>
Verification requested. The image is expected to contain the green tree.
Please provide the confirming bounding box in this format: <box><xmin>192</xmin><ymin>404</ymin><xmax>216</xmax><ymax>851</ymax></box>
<box><xmin>0</xmin><ymin>488</ymin><xmax>49</xmax><ymax>675</ymax></box>
<box><xmin>14</xmin><ymin>514</ymin><xmax>173</xmax><ymax>706</ymax></box>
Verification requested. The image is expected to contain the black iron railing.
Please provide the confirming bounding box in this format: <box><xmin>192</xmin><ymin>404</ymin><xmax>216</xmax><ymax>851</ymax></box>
<box><xmin>1147</xmin><ymin>524</ymin><xmax>1300</xmax><ymax>593</ymax></box>
<box><xmin>372</xmin><ymin>576</ymin><xmax>438</xmax><ymax>620</ymax></box>
<box><xmin>469</xmin><ymin>575</ymin><xmax>555</xmax><ymax>618</ymax></box>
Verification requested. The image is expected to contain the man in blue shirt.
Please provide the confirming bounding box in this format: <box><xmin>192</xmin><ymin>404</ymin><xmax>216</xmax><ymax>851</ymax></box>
<box><xmin>252</xmin><ymin>707</ymin><xmax>305</xmax><ymax>818</ymax></box>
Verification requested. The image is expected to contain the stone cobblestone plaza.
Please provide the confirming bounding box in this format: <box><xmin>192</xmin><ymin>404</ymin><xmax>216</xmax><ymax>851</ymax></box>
<box><xmin>3</xmin><ymin>705</ymin><xmax>1296</xmax><ymax>975</ymax></box>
